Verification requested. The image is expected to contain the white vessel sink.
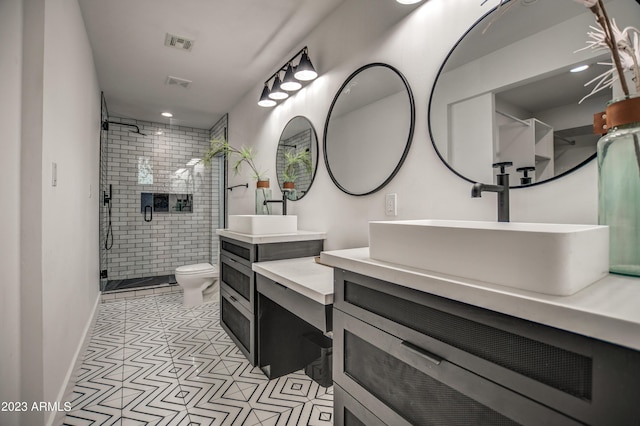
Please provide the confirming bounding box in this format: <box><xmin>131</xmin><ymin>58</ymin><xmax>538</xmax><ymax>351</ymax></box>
<box><xmin>369</xmin><ymin>220</ymin><xmax>609</xmax><ymax>296</ymax></box>
<box><xmin>228</xmin><ymin>215</ymin><xmax>297</xmax><ymax>235</ymax></box>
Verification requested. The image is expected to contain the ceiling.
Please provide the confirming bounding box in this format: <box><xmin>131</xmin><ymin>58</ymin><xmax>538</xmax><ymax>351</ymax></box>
<box><xmin>78</xmin><ymin>0</ymin><xmax>346</xmax><ymax>129</ymax></box>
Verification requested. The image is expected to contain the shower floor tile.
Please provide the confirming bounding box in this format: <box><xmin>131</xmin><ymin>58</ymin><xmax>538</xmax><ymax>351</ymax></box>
<box><xmin>60</xmin><ymin>293</ymin><xmax>333</xmax><ymax>425</ymax></box>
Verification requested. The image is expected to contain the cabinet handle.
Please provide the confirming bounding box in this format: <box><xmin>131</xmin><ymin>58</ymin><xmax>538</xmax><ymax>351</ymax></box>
<box><xmin>401</xmin><ymin>340</ymin><xmax>443</xmax><ymax>365</ymax></box>
<box><xmin>230</xmin><ymin>295</ymin><xmax>238</xmax><ymax>303</ymax></box>
<box><xmin>274</xmin><ymin>281</ymin><xmax>288</xmax><ymax>290</ymax></box>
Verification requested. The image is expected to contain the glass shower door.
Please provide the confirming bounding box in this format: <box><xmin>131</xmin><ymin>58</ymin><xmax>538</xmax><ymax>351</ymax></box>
<box><xmin>100</xmin><ymin>118</ymin><xmax>223</xmax><ymax>293</ymax></box>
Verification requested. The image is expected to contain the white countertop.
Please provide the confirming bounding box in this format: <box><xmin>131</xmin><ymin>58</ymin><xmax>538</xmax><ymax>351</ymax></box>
<box><xmin>320</xmin><ymin>247</ymin><xmax>640</xmax><ymax>351</ymax></box>
<box><xmin>216</xmin><ymin>229</ymin><xmax>326</xmax><ymax>244</ymax></box>
<box><xmin>252</xmin><ymin>257</ymin><xmax>334</xmax><ymax>305</ymax></box>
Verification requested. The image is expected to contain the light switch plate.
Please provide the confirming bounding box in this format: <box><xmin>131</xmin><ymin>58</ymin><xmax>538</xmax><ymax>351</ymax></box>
<box><xmin>385</xmin><ymin>193</ymin><xmax>397</xmax><ymax>216</ymax></box>
<box><xmin>52</xmin><ymin>162</ymin><xmax>57</xmax><ymax>187</ymax></box>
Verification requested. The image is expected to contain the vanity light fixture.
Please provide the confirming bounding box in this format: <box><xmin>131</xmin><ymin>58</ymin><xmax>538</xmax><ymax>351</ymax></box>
<box><xmin>396</xmin><ymin>0</ymin><xmax>423</xmax><ymax>4</ymax></box>
<box><xmin>293</xmin><ymin>49</ymin><xmax>318</xmax><ymax>81</ymax></box>
<box><xmin>570</xmin><ymin>64</ymin><xmax>589</xmax><ymax>73</ymax></box>
<box><xmin>258</xmin><ymin>84</ymin><xmax>277</xmax><ymax>107</ymax></box>
<box><xmin>281</xmin><ymin>64</ymin><xmax>302</xmax><ymax>91</ymax></box>
<box><xmin>268</xmin><ymin>74</ymin><xmax>289</xmax><ymax>100</ymax></box>
<box><xmin>257</xmin><ymin>46</ymin><xmax>318</xmax><ymax>108</ymax></box>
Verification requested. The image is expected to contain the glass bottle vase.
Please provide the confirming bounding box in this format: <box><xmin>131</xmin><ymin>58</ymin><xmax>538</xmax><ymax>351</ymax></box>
<box><xmin>597</xmin><ymin>99</ymin><xmax>640</xmax><ymax>276</ymax></box>
<box><xmin>255</xmin><ymin>179</ymin><xmax>272</xmax><ymax>215</ymax></box>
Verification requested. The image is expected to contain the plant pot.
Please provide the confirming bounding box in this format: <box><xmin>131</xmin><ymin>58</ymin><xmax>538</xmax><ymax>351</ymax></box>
<box><xmin>255</xmin><ymin>179</ymin><xmax>271</xmax><ymax>215</ymax></box>
<box><xmin>597</xmin><ymin>96</ymin><xmax>640</xmax><ymax>276</ymax></box>
<box><xmin>283</xmin><ymin>181</ymin><xmax>295</xmax><ymax>190</ymax></box>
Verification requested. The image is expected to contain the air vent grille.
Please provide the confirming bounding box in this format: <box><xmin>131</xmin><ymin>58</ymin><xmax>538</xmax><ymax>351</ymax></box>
<box><xmin>164</xmin><ymin>33</ymin><xmax>194</xmax><ymax>51</ymax></box>
<box><xmin>165</xmin><ymin>76</ymin><xmax>192</xmax><ymax>89</ymax></box>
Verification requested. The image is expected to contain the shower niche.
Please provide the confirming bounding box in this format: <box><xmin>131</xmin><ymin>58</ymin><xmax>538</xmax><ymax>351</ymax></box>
<box><xmin>141</xmin><ymin>192</ymin><xmax>193</xmax><ymax>214</ymax></box>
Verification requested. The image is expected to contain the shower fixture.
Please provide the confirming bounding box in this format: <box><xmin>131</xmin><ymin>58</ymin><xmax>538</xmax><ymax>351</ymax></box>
<box><xmin>103</xmin><ymin>184</ymin><xmax>114</xmax><ymax>250</ymax></box>
<box><xmin>102</xmin><ymin>120</ymin><xmax>149</xmax><ymax>136</ymax></box>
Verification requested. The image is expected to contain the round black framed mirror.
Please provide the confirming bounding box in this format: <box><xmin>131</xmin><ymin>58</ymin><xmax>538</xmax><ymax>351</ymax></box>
<box><xmin>324</xmin><ymin>63</ymin><xmax>415</xmax><ymax>196</ymax></box>
<box><xmin>275</xmin><ymin>116</ymin><xmax>319</xmax><ymax>201</ymax></box>
<box><xmin>427</xmin><ymin>0</ymin><xmax>634</xmax><ymax>187</ymax></box>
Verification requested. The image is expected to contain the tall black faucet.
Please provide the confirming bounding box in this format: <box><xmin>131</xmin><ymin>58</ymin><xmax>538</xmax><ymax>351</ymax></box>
<box><xmin>263</xmin><ymin>192</ymin><xmax>288</xmax><ymax>215</ymax></box>
<box><xmin>471</xmin><ymin>162</ymin><xmax>512</xmax><ymax>222</ymax></box>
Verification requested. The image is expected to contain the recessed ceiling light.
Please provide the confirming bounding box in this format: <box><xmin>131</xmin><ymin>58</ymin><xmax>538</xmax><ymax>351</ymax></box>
<box><xmin>396</xmin><ymin>0</ymin><xmax>422</xmax><ymax>4</ymax></box>
<box><xmin>570</xmin><ymin>65</ymin><xmax>589</xmax><ymax>73</ymax></box>
<box><xmin>161</xmin><ymin>112</ymin><xmax>173</xmax><ymax>118</ymax></box>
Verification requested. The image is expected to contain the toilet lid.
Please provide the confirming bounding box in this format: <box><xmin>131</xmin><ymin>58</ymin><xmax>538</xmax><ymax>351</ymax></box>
<box><xmin>175</xmin><ymin>263</ymin><xmax>218</xmax><ymax>275</ymax></box>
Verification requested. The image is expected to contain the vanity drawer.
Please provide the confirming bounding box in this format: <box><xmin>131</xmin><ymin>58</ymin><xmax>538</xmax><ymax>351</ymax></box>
<box><xmin>333</xmin><ymin>309</ymin><xmax>580</xmax><ymax>426</ymax></box>
<box><xmin>220</xmin><ymin>237</ymin><xmax>255</xmax><ymax>267</ymax></box>
<box><xmin>334</xmin><ymin>384</ymin><xmax>386</xmax><ymax>426</ymax></box>
<box><xmin>256</xmin><ymin>239</ymin><xmax>323</xmax><ymax>262</ymax></box>
<box><xmin>220</xmin><ymin>255</ymin><xmax>254</xmax><ymax>313</ymax></box>
<box><xmin>334</xmin><ymin>269</ymin><xmax>640</xmax><ymax>425</ymax></box>
<box><xmin>221</xmin><ymin>285</ymin><xmax>256</xmax><ymax>365</ymax></box>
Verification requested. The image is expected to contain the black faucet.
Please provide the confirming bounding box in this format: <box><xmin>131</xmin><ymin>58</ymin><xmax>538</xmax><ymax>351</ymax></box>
<box><xmin>471</xmin><ymin>162</ymin><xmax>512</xmax><ymax>222</ymax></box>
<box><xmin>263</xmin><ymin>192</ymin><xmax>288</xmax><ymax>215</ymax></box>
<box><xmin>516</xmin><ymin>166</ymin><xmax>535</xmax><ymax>185</ymax></box>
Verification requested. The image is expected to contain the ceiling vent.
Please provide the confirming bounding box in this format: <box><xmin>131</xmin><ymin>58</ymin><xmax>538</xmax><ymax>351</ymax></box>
<box><xmin>165</xmin><ymin>76</ymin><xmax>192</xmax><ymax>89</ymax></box>
<box><xmin>164</xmin><ymin>33</ymin><xmax>194</xmax><ymax>51</ymax></box>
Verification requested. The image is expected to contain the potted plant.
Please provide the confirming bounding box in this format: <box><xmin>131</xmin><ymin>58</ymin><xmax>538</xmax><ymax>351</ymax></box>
<box><xmin>204</xmin><ymin>137</ymin><xmax>271</xmax><ymax>214</ymax></box>
<box><xmin>204</xmin><ymin>137</ymin><xmax>267</xmax><ymax>181</ymax></box>
<box><xmin>282</xmin><ymin>149</ymin><xmax>312</xmax><ymax>190</ymax></box>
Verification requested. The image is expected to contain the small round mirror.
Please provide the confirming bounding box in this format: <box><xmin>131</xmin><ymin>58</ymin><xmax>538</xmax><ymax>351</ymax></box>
<box><xmin>324</xmin><ymin>63</ymin><xmax>415</xmax><ymax>196</ymax></box>
<box><xmin>276</xmin><ymin>116</ymin><xmax>319</xmax><ymax>201</ymax></box>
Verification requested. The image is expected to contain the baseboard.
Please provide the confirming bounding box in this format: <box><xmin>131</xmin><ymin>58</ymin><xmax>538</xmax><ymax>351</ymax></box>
<box><xmin>47</xmin><ymin>292</ymin><xmax>101</xmax><ymax>426</ymax></box>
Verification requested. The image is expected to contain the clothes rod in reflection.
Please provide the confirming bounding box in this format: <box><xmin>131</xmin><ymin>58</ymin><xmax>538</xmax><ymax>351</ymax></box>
<box><xmin>496</xmin><ymin>110</ymin><xmax>531</xmax><ymax>126</ymax></box>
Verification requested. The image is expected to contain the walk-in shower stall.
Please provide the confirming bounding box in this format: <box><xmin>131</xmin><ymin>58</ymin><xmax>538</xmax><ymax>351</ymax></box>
<box><xmin>99</xmin><ymin>96</ymin><xmax>225</xmax><ymax>292</ymax></box>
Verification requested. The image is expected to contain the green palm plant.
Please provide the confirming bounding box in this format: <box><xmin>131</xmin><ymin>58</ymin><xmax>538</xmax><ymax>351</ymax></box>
<box><xmin>282</xmin><ymin>149</ymin><xmax>312</xmax><ymax>183</ymax></box>
<box><xmin>203</xmin><ymin>137</ymin><xmax>267</xmax><ymax>180</ymax></box>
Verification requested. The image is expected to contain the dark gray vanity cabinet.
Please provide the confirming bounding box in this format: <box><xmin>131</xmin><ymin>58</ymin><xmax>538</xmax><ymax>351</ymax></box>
<box><xmin>332</xmin><ymin>269</ymin><xmax>640</xmax><ymax>426</ymax></box>
<box><xmin>219</xmin><ymin>236</ymin><xmax>323</xmax><ymax>365</ymax></box>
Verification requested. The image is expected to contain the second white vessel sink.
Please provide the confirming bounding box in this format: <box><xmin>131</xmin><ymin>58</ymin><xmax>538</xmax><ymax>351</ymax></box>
<box><xmin>369</xmin><ymin>220</ymin><xmax>609</xmax><ymax>296</ymax></box>
<box><xmin>228</xmin><ymin>215</ymin><xmax>297</xmax><ymax>235</ymax></box>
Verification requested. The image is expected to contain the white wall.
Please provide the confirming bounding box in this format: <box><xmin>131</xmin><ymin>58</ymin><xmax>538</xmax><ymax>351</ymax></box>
<box><xmin>226</xmin><ymin>0</ymin><xmax>598</xmax><ymax>251</ymax></box>
<box><xmin>41</xmin><ymin>0</ymin><xmax>101</xmax><ymax>413</ymax></box>
<box><xmin>0</xmin><ymin>0</ymin><xmax>101</xmax><ymax>424</ymax></box>
<box><xmin>20</xmin><ymin>0</ymin><xmax>46</xmax><ymax>423</ymax></box>
<box><xmin>0</xmin><ymin>1</ymin><xmax>24</xmax><ymax>425</ymax></box>
<box><xmin>450</xmin><ymin>92</ymin><xmax>495</xmax><ymax>183</ymax></box>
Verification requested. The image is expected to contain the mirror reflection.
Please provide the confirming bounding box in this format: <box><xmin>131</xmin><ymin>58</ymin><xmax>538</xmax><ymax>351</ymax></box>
<box><xmin>276</xmin><ymin>116</ymin><xmax>319</xmax><ymax>201</ymax></box>
<box><xmin>429</xmin><ymin>0</ymin><xmax>638</xmax><ymax>186</ymax></box>
<box><xmin>324</xmin><ymin>63</ymin><xmax>414</xmax><ymax>195</ymax></box>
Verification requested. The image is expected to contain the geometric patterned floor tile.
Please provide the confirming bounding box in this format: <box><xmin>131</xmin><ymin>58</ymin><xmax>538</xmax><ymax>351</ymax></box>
<box><xmin>60</xmin><ymin>292</ymin><xmax>333</xmax><ymax>426</ymax></box>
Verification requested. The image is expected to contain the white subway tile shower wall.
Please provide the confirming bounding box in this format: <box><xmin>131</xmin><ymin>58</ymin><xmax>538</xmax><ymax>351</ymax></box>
<box><xmin>102</xmin><ymin>119</ymin><xmax>217</xmax><ymax>281</ymax></box>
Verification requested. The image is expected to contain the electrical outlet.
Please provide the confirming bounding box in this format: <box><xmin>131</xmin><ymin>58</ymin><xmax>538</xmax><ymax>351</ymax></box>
<box><xmin>385</xmin><ymin>193</ymin><xmax>397</xmax><ymax>216</ymax></box>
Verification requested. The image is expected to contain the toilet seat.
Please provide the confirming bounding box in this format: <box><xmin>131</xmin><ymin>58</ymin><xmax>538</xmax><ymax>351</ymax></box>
<box><xmin>175</xmin><ymin>263</ymin><xmax>218</xmax><ymax>276</ymax></box>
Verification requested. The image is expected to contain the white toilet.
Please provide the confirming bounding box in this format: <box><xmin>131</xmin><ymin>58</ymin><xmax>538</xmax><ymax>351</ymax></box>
<box><xmin>175</xmin><ymin>263</ymin><xmax>219</xmax><ymax>307</ymax></box>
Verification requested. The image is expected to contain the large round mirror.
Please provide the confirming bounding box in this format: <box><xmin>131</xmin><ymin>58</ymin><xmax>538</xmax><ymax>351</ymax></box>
<box><xmin>324</xmin><ymin>63</ymin><xmax>415</xmax><ymax>195</ymax></box>
<box><xmin>429</xmin><ymin>0</ymin><xmax>638</xmax><ymax>187</ymax></box>
<box><xmin>276</xmin><ymin>116</ymin><xmax>319</xmax><ymax>201</ymax></box>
